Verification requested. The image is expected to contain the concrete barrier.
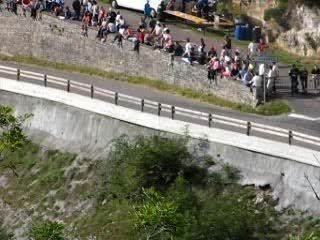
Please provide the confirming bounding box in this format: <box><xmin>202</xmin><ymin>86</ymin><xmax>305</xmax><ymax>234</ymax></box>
<box><xmin>0</xmin><ymin>78</ymin><xmax>320</xmax><ymax>214</ymax></box>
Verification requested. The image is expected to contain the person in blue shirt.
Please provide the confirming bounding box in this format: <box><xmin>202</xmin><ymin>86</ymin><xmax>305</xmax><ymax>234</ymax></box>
<box><xmin>144</xmin><ymin>0</ymin><xmax>151</xmax><ymax>20</ymax></box>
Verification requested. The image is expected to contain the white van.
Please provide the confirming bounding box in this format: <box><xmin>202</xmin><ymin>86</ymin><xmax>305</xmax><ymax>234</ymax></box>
<box><xmin>111</xmin><ymin>0</ymin><xmax>182</xmax><ymax>17</ymax></box>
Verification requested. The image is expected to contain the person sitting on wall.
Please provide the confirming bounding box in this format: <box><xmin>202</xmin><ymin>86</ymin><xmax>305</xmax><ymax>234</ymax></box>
<box><xmin>208</xmin><ymin>44</ymin><xmax>217</xmax><ymax>58</ymax></box>
<box><xmin>162</xmin><ymin>28</ymin><xmax>174</xmax><ymax>52</ymax></box>
<box><xmin>96</xmin><ymin>17</ymin><xmax>107</xmax><ymax>39</ymax></box>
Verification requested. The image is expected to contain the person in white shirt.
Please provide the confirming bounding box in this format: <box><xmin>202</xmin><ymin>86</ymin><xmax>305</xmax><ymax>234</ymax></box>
<box><xmin>182</xmin><ymin>37</ymin><xmax>192</xmax><ymax>58</ymax></box>
<box><xmin>258</xmin><ymin>63</ymin><xmax>265</xmax><ymax>77</ymax></box>
<box><xmin>271</xmin><ymin>61</ymin><xmax>279</xmax><ymax>92</ymax></box>
<box><xmin>248</xmin><ymin>41</ymin><xmax>258</xmax><ymax>57</ymax></box>
<box><xmin>154</xmin><ymin>21</ymin><xmax>162</xmax><ymax>36</ymax></box>
<box><xmin>250</xmin><ymin>72</ymin><xmax>263</xmax><ymax>103</ymax></box>
<box><xmin>267</xmin><ymin>65</ymin><xmax>276</xmax><ymax>91</ymax></box>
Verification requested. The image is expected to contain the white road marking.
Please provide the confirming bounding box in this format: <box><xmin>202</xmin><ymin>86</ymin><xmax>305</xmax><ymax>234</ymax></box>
<box><xmin>289</xmin><ymin>113</ymin><xmax>320</xmax><ymax>121</ymax></box>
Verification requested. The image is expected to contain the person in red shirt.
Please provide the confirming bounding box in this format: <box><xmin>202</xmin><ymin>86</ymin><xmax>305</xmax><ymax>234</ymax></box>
<box><xmin>258</xmin><ymin>38</ymin><xmax>267</xmax><ymax>55</ymax></box>
<box><xmin>137</xmin><ymin>29</ymin><xmax>145</xmax><ymax>43</ymax></box>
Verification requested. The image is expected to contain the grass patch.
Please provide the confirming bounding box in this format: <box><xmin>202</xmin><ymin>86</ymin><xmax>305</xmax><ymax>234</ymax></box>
<box><xmin>0</xmin><ymin>53</ymin><xmax>291</xmax><ymax>116</ymax></box>
<box><xmin>99</xmin><ymin>0</ymin><xmax>111</xmax><ymax>4</ymax></box>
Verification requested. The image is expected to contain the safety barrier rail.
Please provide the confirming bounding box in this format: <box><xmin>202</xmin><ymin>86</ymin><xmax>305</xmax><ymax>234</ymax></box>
<box><xmin>0</xmin><ymin>64</ymin><xmax>319</xmax><ymax>148</ymax></box>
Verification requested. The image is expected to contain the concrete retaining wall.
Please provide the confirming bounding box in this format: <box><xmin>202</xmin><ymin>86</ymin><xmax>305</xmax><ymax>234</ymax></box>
<box><xmin>0</xmin><ymin>78</ymin><xmax>320</xmax><ymax>214</ymax></box>
<box><xmin>0</xmin><ymin>12</ymin><xmax>254</xmax><ymax>105</ymax></box>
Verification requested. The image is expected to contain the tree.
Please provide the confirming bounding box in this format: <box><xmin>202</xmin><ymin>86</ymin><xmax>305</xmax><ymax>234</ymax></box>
<box><xmin>104</xmin><ymin>135</ymin><xmax>201</xmax><ymax>200</ymax></box>
<box><xmin>0</xmin><ymin>105</ymin><xmax>31</xmax><ymax>176</ymax></box>
<box><xmin>0</xmin><ymin>105</ymin><xmax>30</xmax><ymax>160</ymax></box>
<box><xmin>29</xmin><ymin>221</ymin><xmax>64</xmax><ymax>240</ymax></box>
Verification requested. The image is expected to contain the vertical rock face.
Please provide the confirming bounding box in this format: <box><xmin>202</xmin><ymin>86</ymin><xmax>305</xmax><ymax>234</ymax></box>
<box><xmin>277</xmin><ymin>5</ymin><xmax>320</xmax><ymax>57</ymax></box>
<box><xmin>232</xmin><ymin>0</ymin><xmax>277</xmax><ymax>23</ymax></box>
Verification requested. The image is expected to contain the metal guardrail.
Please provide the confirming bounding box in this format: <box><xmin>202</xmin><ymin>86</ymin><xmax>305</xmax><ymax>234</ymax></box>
<box><xmin>0</xmin><ymin>64</ymin><xmax>320</xmax><ymax>148</ymax></box>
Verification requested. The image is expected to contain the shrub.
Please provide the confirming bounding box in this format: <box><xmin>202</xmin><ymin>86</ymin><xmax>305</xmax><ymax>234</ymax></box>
<box><xmin>103</xmin><ymin>135</ymin><xmax>211</xmax><ymax>200</ymax></box>
<box><xmin>29</xmin><ymin>221</ymin><xmax>64</xmax><ymax>240</ymax></box>
<box><xmin>132</xmin><ymin>188</ymin><xmax>186</xmax><ymax>240</ymax></box>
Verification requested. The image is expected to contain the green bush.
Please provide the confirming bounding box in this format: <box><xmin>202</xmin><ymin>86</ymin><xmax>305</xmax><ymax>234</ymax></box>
<box><xmin>288</xmin><ymin>229</ymin><xmax>320</xmax><ymax>240</ymax></box>
<box><xmin>103</xmin><ymin>135</ymin><xmax>211</xmax><ymax>200</ymax></box>
<box><xmin>264</xmin><ymin>0</ymin><xmax>290</xmax><ymax>28</ymax></box>
<box><xmin>29</xmin><ymin>221</ymin><xmax>64</xmax><ymax>240</ymax></box>
<box><xmin>132</xmin><ymin>188</ymin><xmax>186</xmax><ymax>240</ymax></box>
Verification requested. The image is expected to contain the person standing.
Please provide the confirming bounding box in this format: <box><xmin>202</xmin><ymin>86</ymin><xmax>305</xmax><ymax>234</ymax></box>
<box><xmin>72</xmin><ymin>0</ymin><xmax>81</xmax><ymax>20</ymax></box>
<box><xmin>289</xmin><ymin>64</ymin><xmax>300</xmax><ymax>95</ymax></box>
<box><xmin>271</xmin><ymin>61</ymin><xmax>279</xmax><ymax>92</ymax></box>
<box><xmin>144</xmin><ymin>0</ymin><xmax>151</xmax><ymax>20</ymax></box>
<box><xmin>300</xmin><ymin>67</ymin><xmax>308</xmax><ymax>94</ymax></box>
<box><xmin>251</xmin><ymin>71</ymin><xmax>263</xmax><ymax>104</ymax></box>
<box><xmin>267</xmin><ymin>65</ymin><xmax>276</xmax><ymax>93</ymax></box>
<box><xmin>311</xmin><ymin>65</ymin><xmax>320</xmax><ymax>93</ymax></box>
<box><xmin>157</xmin><ymin>0</ymin><xmax>166</xmax><ymax>22</ymax></box>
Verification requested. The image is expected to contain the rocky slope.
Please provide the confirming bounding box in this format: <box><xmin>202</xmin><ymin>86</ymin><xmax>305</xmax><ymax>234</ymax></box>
<box><xmin>233</xmin><ymin>0</ymin><xmax>320</xmax><ymax>57</ymax></box>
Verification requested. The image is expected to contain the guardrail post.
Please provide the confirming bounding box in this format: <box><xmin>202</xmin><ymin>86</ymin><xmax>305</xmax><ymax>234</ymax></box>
<box><xmin>141</xmin><ymin>99</ymin><xmax>144</xmax><ymax>112</ymax></box>
<box><xmin>90</xmin><ymin>85</ymin><xmax>94</xmax><ymax>98</ymax></box>
<box><xmin>67</xmin><ymin>80</ymin><xmax>70</xmax><ymax>92</ymax></box>
<box><xmin>44</xmin><ymin>74</ymin><xmax>47</xmax><ymax>87</ymax></box>
<box><xmin>158</xmin><ymin>103</ymin><xmax>161</xmax><ymax>116</ymax></box>
<box><xmin>288</xmin><ymin>130</ymin><xmax>293</xmax><ymax>145</ymax></box>
<box><xmin>115</xmin><ymin>92</ymin><xmax>118</xmax><ymax>105</ymax></box>
<box><xmin>246</xmin><ymin>122</ymin><xmax>251</xmax><ymax>136</ymax></box>
<box><xmin>171</xmin><ymin>106</ymin><xmax>175</xmax><ymax>119</ymax></box>
<box><xmin>208</xmin><ymin>113</ymin><xmax>212</xmax><ymax>127</ymax></box>
<box><xmin>17</xmin><ymin>69</ymin><xmax>20</xmax><ymax>81</ymax></box>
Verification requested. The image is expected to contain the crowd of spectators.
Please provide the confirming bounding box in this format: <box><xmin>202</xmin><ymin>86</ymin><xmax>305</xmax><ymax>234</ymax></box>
<box><xmin>1</xmin><ymin>0</ymin><xmax>319</xmax><ymax>103</ymax></box>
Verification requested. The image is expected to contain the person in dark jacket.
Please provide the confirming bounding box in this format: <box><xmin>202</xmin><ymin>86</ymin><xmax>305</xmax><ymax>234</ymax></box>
<box><xmin>157</xmin><ymin>0</ymin><xmax>165</xmax><ymax>22</ymax></box>
<box><xmin>72</xmin><ymin>0</ymin><xmax>81</xmax><ymax>20</ymax></box>
<box><xmin>311</xmin><ymin>65</ymin><xmax>320</xmax><ymax>92</ymax></box>
<box><xmin>289</xmin><ymin>64</ymin><xmax>300</xmax><ymax>94</ymax></box>
<box><xmin>300</xmin><ymin>67</ymin><xmax>308</xmax><ymax>94</ymax></box>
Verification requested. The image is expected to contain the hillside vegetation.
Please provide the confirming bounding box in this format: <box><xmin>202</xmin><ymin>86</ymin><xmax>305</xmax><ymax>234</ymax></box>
<box><xmin>0</xmin><ymin>104</ymin><xmax>319</xmax><ymax>239</ymax></box>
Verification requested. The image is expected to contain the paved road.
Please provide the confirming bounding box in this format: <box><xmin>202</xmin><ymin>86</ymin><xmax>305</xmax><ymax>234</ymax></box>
<box><xmin>0</xmin><ymin>60</ymin><xmax>319</xmax><ymax>151</ymax></box>
<box><xmin>1</xmin><ymin>6</ymin><xmax>319</xmax><ymax>149</ymax></box>
<box><xmin>60</xmin><ymin>1</ymin><xmax>320</xmax><ymax>120</ymax></box>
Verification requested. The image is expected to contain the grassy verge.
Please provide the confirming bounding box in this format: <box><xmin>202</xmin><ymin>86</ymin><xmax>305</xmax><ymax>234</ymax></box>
<box><xmin>0</xmin><ymin>53</ymin><xmax>291</xmax><ymax>116</ymax></box>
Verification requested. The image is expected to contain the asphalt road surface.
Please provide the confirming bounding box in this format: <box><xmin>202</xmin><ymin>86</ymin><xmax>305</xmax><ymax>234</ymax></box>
<box><xmin>61</xmin><ymin>1</ymin><xmax>320</xmax><ymax>120</ymax></box>
<box><xmin>0</xmin><ymin>5</ymin><xmax>319</xmax><ymax>149</ymax></box>
<box><xmin>0</xmin><ymin>60</ymin><xmax>319</xmax><ymax>151</ymax></box>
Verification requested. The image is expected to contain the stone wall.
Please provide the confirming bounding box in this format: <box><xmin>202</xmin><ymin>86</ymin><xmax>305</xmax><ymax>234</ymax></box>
<box><xmin>0</xmin><ymin>12</ymin><xmax>255</xmax><ymax>105</ymax></box>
